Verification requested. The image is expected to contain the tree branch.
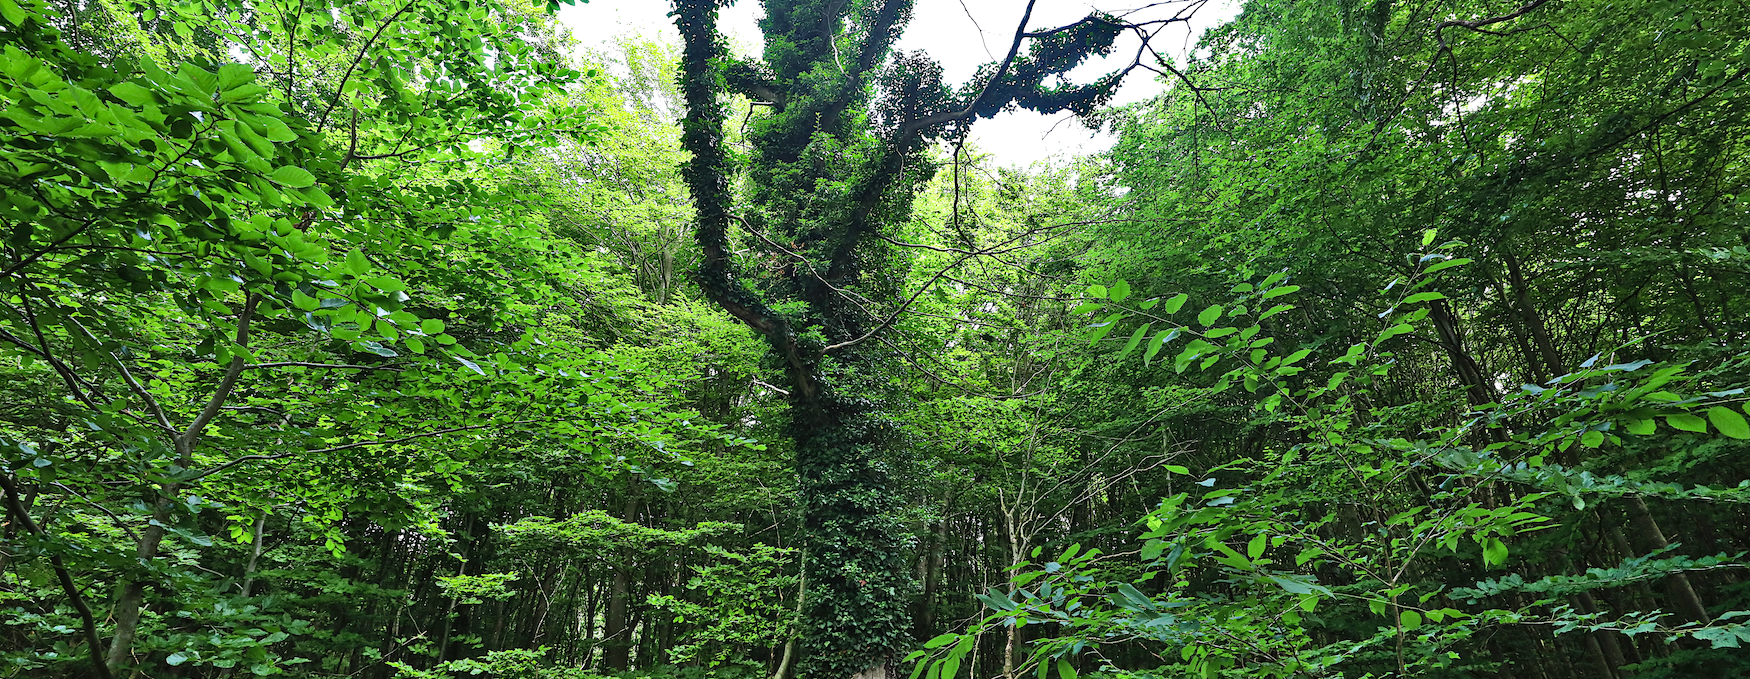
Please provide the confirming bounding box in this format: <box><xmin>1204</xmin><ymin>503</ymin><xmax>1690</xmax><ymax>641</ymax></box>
<box><xmin>181</xmin><ymin>294</ymin><xmax>260</xmax><ymax>458</ymax></box>
<box><xmin>314</xmin><ymin>0</ymin><xmax>419</xmax><ymax>134</ymax></box>
<box><xmin>0</xmin><ymin>474</ymin><xmax>113</xmax><ymax>679</ymax></box>
<box><xmin>899</xmin><ymin>0</ymin><xmax>1040</xmax><ymax>138</ymax></box>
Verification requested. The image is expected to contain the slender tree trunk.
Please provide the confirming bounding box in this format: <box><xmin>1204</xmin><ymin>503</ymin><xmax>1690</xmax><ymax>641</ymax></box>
<box><xmin>918</xmin><ymin>510</ymin><xmax>948</xmax><ymax>637</ymax></box>
<box><xmin>1502</xmin><ymin>249</ymin><xmax>1564</xmax><ymax>375</ymax></box>
<box><xmin>241</xmin><ymin>512</ymin><xmax>268</xmax><ymax>597</ymax></box>
<box><xmin>1624</xmin><ymin>496</ymin><xmax>1710</xmax><ymax>623</ymax></box>
<box><xmin>1428</xmin><ymin>300</ymin><xmax>1498</xmax><ymax>409</ymax></box>
<box><xmin>106</xmin><ymin>484</ymin><xmax>175</xmax><ymax>671</ymax></box>
<box><xmin>108</xmin><ymin>294</ymin><xmax>258</xmax><ymax>672</ymax></box>
<box><xmin>605</xmin><ymin>484</ymin><xmax>641</xmax><ymax>670</ymax></box>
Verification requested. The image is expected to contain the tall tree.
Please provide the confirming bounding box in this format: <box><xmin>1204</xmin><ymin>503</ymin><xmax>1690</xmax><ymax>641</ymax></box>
<box><xmin>666</xmin><ymin>1</ymin><xmax>1194</xmax><ymax>676</ymax></box>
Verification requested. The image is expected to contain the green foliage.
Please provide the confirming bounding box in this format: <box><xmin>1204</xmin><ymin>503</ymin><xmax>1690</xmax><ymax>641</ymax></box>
<box><xmin>648</xmin><ymin>544</ymin><xmax>799</xmax><ymax>667</ymax></box>
<box><xmin>6</xmin><ymin>0</ymin><xmax>1749</xmax><ymax>677</ymax></box>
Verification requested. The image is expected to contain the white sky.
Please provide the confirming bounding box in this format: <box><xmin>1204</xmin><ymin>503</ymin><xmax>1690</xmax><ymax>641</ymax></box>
<box><xmin>558</xmin><ymin>0</ymin><xmax>1240</xmax><ymax>167</ymax></box>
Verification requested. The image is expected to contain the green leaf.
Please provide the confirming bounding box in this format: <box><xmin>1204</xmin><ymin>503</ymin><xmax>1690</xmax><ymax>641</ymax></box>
<box><xmin>1197</xmin><ymin>304</ymin><xmax>1223</xmax><ymax>327</ymax></box>
<box><xmin>345</xmin><ymin>249</ymin><xmax>371</xmax><ymax>275</ymax></box>
<box><xmin>1086</xmin><ymin>313</ymin><xmax>1124</xmax><ymax>345</ymax></box>
<box><xmin>291</xmin><ymin>289</ymin><xmax>319</xmax><ymax>311</ymax></box>
<box><xmin>270</xmin><ymin>166</ymin><xmax>315</xmax><ymax>188</ymax></box>
<box><xmin>217</xmin><ymin>63</ymin><xmax>255</xmax><ymax>91</ymax></box>
<box><xmin>1374</xmin><ymin>323</ymin><xmax>1414</xmax><ymax>346</ymax></box>
<box><xmin>453</xmin><ymin>355</ymin><xmax>484</xmax><ymax>375</ymax></box>
<box><xmin>1422</xmin><ymin>258</ymin><xmax>1473</xmax><ymax>275</ymax></box>
<box><xmin>1482</xmin><ymin>538</ymin><xmax>1508</xmax><ymax>567</ymax></box>
<box><xmin>258</xmin><ymin>117</ymin><xmax>297</xmax><ymax>142</ymax></box>
<box><xmin>1401</xmin><ymin>291</ymin><xmax>1446</xmax><ymax>305</ymax></box>
<box><xmin>1259</xmin><ymin>303</ymin><xmax>1294</xmax><ymax>320</ymax></box>
<box><xmin>923</xmin><ymin>633</ymin><xmax>959</xmax><ymax>649</ymax></box>
<box><xmin>1247</xmin><ymin>534</ymin><xmax>1265</xmax><ymax>560</ymax></box>
<box><xmin>1160</xmin><ymin>293</ymin><xmax>1188</xmax><ymax>314</ymax></box>
<box><xmin>1109</xmin><ymin>280</ymin><xmax>1131</xmax><ymax>302</ymax></box>
<box><xmin>420</xmin><ymin>318</ymin><xmax>446</xmax><ymax>334</ymax></box>
<box><xmin>1117</xmin><ymin>323</ymin><xmax>1150</xmax><ymax>360</ymax></box>
<box><xmin>1057</xmin><ymin>660</ymin><xmax>1077</xmax><ymax>679</ymax></box>
<box><xmin>1269</xmin><ymin>574</ymin><xmax>1330</xmax><ymax>596</ymax></box>
<box><xmin>1626</xmin><ymin>417</ymin><xmax>1656</xmax><ymax>435</ymax></box>
<box><xmin>1262</xmin><ymin>285</ymin><xmax>1299</xmax><ymax>299</ymax></box>
<box><xmin>356</xmin><ymin>340</ymin><xmax>397</xmax><ymax>357</ymax></box>
<box><xmin>1581</xmin><ymin>430</ymin><xmax>1605</xmax><ymax>448</ymax></box>
<box><xmin>1667</xmin><ymin>413</ymin><xmax>1708</xmax><ymax>433</ymax></box>
<box><xmin>1707</xmin><ymin>407</ymin><xmax>1750</xmax><ymax>439</ymax></box>
<box><xmin>1694</xmin><ymin>627</ymin><xmax>1744</xmax><ymax>649</ymax></box>
<box><xmin>0</xmin><ymin>0</ymin><xmax>26</xmax><ymax>25</ymax></box>
<box><xmin>1401</xmin><ymin>610</ymin><xmax>1423</xmax><ymax>630</ymax></box>
<box><xmin>109</xmin><ymin>81</ymin><xmax>156</xmax><ymax>107</ymax></box>
<box><xmin>1143</xmin><ymin>328</ymin><xmax>1179</xmax><ymax>364</ymax></box>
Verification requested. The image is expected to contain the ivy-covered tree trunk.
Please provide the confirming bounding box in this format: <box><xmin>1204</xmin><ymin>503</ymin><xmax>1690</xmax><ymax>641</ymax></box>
<box><xmin>669</xmin><ymin>0</ymin><xmax>1156</xmax><ymax>676</ymax></box>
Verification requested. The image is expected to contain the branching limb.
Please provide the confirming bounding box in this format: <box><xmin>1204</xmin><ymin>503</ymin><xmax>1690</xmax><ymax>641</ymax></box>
<box><xmin>181</xmin><ymin>293</ymin><xmax>260</xmax><ymax>459</ymax></box>
<box><xmin>0</xmin><ymin>474</ymin><xmax>114</xmax><ymax>679</ymax></box>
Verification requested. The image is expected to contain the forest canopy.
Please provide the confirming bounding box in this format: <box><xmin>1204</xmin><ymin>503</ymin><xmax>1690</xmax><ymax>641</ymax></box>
<box><xmin>2</xmin><ymin>0</ymin><xmax>1748</xmax><ymax>678</ymax></box>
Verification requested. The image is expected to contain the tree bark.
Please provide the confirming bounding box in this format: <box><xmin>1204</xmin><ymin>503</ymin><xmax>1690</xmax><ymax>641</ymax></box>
<box><xmin>604</xmin><ymin>484</ymin><xmax>641</xmax><ymax>670</ymax></box>
<box><xmin>1624</xmin><ymin>496</ymin><xmax>1710</xmax><ymax>623</ymax></box>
